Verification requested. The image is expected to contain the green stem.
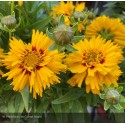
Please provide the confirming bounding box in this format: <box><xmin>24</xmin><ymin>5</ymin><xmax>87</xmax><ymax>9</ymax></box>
<box><xmin>11</xmin><ymin>1</ymin><xmax>15</xmax><ymax>14</ymax></box>
<box><xmin>9</xmin><ymin>31</ymin><xmax>11</xmax><ymax>39</ymax></box>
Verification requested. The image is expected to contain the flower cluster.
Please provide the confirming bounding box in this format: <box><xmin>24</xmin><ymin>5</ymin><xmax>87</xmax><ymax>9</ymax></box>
<box><xmin>0</xmin><ymin>1</ymin><xmax>125</xmax><ymax>101</ymax></box>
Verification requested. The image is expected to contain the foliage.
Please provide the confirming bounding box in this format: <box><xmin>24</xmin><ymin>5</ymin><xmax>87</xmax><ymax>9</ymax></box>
<box><xmin>0</xmin><ymin>1</ymin><xmax>125</xmax><ymax>123</ymax></box>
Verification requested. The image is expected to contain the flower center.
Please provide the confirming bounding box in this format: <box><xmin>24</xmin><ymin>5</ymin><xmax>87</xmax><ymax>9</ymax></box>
<box><xmin>99</xmin><ymin>29</ymin><xmax>114</xmax><ymax>41</ymax></box>
<box><xmin>21</xmin><ymin>48</ymin><xmax>44</xmax><ymax>72</ymax></box>
<box><xmin>82</xmin><ymin>50</ymin><xmax>105</xmax><ymax>68</ymax></box>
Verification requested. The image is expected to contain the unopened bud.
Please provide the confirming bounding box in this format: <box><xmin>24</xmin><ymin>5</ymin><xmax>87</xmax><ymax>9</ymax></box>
<box><xmin>74</xmin><ymin>12</ymin><xmax>84</xmax><ymax>19</ymax></box>
<box><xmin>105</xmin><ymin>89</ymin><xmax>120</xmax><ymax>105</ymax></box>
<box><xmin>53</xmin><ymin>24</ymin><xmax>74</xmax><ymax>45</ymax></box>
<box><xmin>88</xmin><ymin>12</ymin><xmax>94</xmax><ymax>19</ymax></box>
<box><xmin>1</xmin><ymin>15</ymin><xmax>17</xmax><ymax>29</ymax></box>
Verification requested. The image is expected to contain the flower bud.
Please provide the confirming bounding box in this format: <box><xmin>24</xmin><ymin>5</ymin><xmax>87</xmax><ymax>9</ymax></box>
<box><xmin>1</xmin><ymin>15</ymin><xmax>17</xmax><ymax>29</ymax></box>
<box><xmin>88</xmin><ymin>12</ymin><xmax>94</xmax><ymax>19</ymax></box>
<box><xmin>74</xmin><ymin>12</ymin><xmax>84</xmax><ymax>19</ymax></box>
<box><xmin>53</xmin><ymin>24</ymin><xmax>74</xmax><ymax>45</ymax></box>
<box><xmin>105</xmin><ymin>89</ymin><xmax>120</xmax><ymax>105</ymax></box>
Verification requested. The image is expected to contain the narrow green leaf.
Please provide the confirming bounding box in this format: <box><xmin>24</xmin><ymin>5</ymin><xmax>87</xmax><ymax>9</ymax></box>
<box><xmin>52</xmin><ymin>104</ymin><xmax>63</xmax><ymax>122</ymax></box>
<box><xmin>66</xmin><ymin>44</ymin><xmax>77</xmax><ymax>52</ymax></box>
<box><xmin>20</xmin><ymin>88</ymin><xmax>29</xmax><ymax>113</ymax></box>
<box><xmin>110</xmin><ymin>83</ymin><xmax>115</xmax><ymax>88</ymax></box>
<box><xmin>14</xmin><ymin>94</ymin><xmax>25</xmax><ymax>113</ymax></box>
<box><xmin>46</xmin><ymin>28</ymin><xmax>54</xmax><ymax>40</ymax></box>
<box><xmin>71</xmin><ymin>100</ymin><xmax>86</xmax><ymax>122</ymax></box>
<box><xmin>52</xmin><ymin>88</ymin><xmax>83</xmax><ymax>104</ymax></box>
<box><xmin>94</xmin><ymin>8</ymin><xmax>99</xmax><ymax>15</ymax></box>
<box><xmin>35</xmin><ymin>100</ymin><xmax>50</xmax><ymax>113</ymax></box>
<box><xmin>71</xmin><ymin>100</ymin><xmax>83</xmax><ymax>113</ymax></box>
<box><xmin>103</xmin><ymin>83</ymin><xmax>109</xmax><ymax>92</ymax></box>
<box><xmin>116</xmin><ymin>86</ymin><xmax>123</xmax><ymax>93</ymax></box>
<box><xmin>8</xmin><ymin>96</ymin><xmax>15</xmax><ymax>113</ymax></box>
<box><xmin>72</xmin><ymin>35</ymin><xmax>84</xmax><ymax>43</ymax></box>
<box><xmin>27</xmin><ymin>16</ymin><xmax>52</xmax><ymax>29</ymax></box>
<box><xmin>72</xmin><ymin>23</ymin><xmax>78</xmax><ymax>32</ymax></box>
<box><xmin>59</xmin><ymin>15</ymin><xmax>64</xmax><ymax>25</ymax></box>
<box><xmin>104</xmin><ymin>101</ymin><xmax>110</xmax><ymax>110</ymax></box>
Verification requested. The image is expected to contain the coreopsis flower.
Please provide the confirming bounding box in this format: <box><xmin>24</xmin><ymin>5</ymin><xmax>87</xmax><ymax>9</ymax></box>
<box><xmin>51</xmin><ymin>1</ymin><xmax>74</xmax><ymax>17</ymax></box>
<box><xmin>75</xmin><ymin>2</ymin><xmax>85</xmax><ymax>12</ymax></box>
<box><xmin>65</xmin><ymin>36</ymin><xmax>123</xmax><ymax>94</ymax></box>
<box><xmin>85</xmin><ymin>15</ymin><xmax>125</xmax><ymax>47</ymax></box>
<box><xmin>3</xmin><ymin>30</ymin><xmax>67</xmax><ymax>99</ymax></box>
<box><xmin>0</xmin><ymin>49</ymin><xmax>5</xmax><ymax>75</ymax></box>
<box><xmin>18</xmin><ymin>1</ymin><xmax>23</xmax><ymax>6</ymax></box>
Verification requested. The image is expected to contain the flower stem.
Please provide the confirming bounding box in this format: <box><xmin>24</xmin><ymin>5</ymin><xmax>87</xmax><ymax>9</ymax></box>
<box><xmin>11</xmin><ymin>1</ymin><xmax>15</xmax><ymax>14</ymax></box>
<box><xmin>9</xmin><ymin>32</ymin><xmax>11</xmax><ymax>39</ymax></box>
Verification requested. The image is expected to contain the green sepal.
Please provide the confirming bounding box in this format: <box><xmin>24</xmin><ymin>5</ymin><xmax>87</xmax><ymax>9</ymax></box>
<box><xmin>104</xmin><ymin>101</ymin><xmax>110</xmax><ymax>110</ymax></box>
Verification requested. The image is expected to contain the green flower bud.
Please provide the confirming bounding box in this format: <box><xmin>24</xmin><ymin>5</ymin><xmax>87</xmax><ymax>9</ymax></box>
<box><xmin>53</xmin><ymin>24</ymin><xmax>74</xmax><ymax>45</ymax></box>
<box><xmin>105</xmin><ymin>89</ymin><xmax>120</xmax><ymax>105</ymax></box>
<box><xmin>88</xmin><ymin>12</ymin><xmax>94</xmax><ymax>19</ymax></box>
<box><xmin>74</xmin><ymin>12</ymin><xmax>84</xmax><ymax>19</ymax></box>
<box><xmin>1</xmin><ymin>15</ymin><xmax>17</xmax><ymax>29</ymax></box>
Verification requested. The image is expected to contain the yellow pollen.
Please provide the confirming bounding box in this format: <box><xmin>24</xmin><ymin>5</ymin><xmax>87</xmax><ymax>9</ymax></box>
<box><xmin>22</xmin><ymin>50</ymin><xmax>43</xmax><ymax>71</ymax></box>
<box><xmin>83</xmin><ymin>50</ymin><xmax>104</xmax><ymax>67</ymax></box>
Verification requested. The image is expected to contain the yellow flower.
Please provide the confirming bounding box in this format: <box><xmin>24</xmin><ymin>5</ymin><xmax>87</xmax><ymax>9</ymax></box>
<box><xmin>85</xmin><ymin>15</ymin><xmax>125</xmax><ymax>47</ymax></box>
<box><xmin>51</xmin><ymin>1</ymin><xmax>74</xmax><ymax>17</ymax></box>
<box><xmin>78</xmin><ymin>23</ymin><xmax>85</xmax><ymax>32</ymax></box>
<box><xmin>3</xmin><ymin>30</ymin><xmax>67</xmax><ymax>99</ymax></box>
<box><xmin>75</xmin><ymin>2</ymin><xmax>85</xmax><ymax>12</ymax></box>
<box><xmin>65</xmin><ymin>36</ymin><xmax>123</xmax><ymax>94</ymax></box>
<box><xmin>18</xmin><ymin>1</ymin><xmax>23</xmax><ymax>6</ymax></box>
<box><xmin>0</xmin><ymin>49</ymin><xmax>5</xmax><ymax>75</ymax></box>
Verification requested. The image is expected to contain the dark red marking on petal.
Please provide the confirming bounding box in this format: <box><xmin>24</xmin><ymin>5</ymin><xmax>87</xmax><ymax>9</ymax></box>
<box><xmin>25</xmin><ymin>70</ymin><xmax>31</xmax><ymax>75</ymax></box>
<box><xmin>32</xmin><ymin>46</ymin><xmax>36</xmax><ymax>51</ymax></box>
<box><xmin>90</xmin><ymin>65</ymin><xmax>95</xmax><ymax>69</ymax></box>
<box><xmin>82</xmin><ymin>63</ymin><xmax>86</xmax><ymax>66</ymax></box>
<box><xmin>36</xmin><ymin>66</ymin><xmax>43</xmax><ymax>70</ymax></box>
<box><xmin>100</xmin><ymin>59</ymin><xmax>105</xmax><ymax>64</ymax></box>
<box><xmin>19</xmin><ymin>65</ymin><xmax>23</xmax><ymax>69</ymax></box>
<box><xmin>39</xmin><ymin>49</ymin><xmax>44</xmax><ymax>54</ymax></box>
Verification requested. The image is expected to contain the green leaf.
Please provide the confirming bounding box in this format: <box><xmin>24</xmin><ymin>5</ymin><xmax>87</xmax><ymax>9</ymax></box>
<box><xmin>104</xmin><ymin>101</ymin><xmax>110</xmax><ymax>110</ymax></box>
<box><xmin>116</xmin><ymin>86</ymin><xmax>123</xmax><ymax>93</ymax></box>
<box><xmin>52</xmin><ymin>88</ymin><xmax>83</xmax><ymax>104</ymax></box>
<box><xmin>59</xmin><ymin>15</ymin><xmax>64</xmax><ymax>25</ymax></box>
<box><xmin>66</xmin><ymin>44</ymin><xmax>77</xmax><ymax>52</ymax></box>
<box><xmin>94</xmin><ymin>8</ymin><xmax>99</xmax><ymax>16</ymax></box>
<box><xmin>71</xmin><ymin>100</ymin><xmax>84</xmax><ymax>113</ymax></box>
<box><xmin>71</xmin><ymin>100</ymin><xmax>85</xmax><ymax>122</ymax></box>
<box><xmin>20</xmin><ymin>88</ymin><xmax>29</xmax><ymax>113</ymax></box>
<box><xmin>52</xmin><ymin>104</ymin><xmax>63</xmax><ymax>122</ymax></box>
<box><xmin>7</xmin><ymin>96</ymin><xmax>15</xmax><ymax>113</ymax></box>
<box><xmin>99</xmin><ymin>93</ymin><xmax>105</xmax><ymax>100</ymax></box>
<box><xmin>46</xmin><ymin>28</ymin><xmax>54</xmax><ymax>40</ymax></box>
<box><xmin>72</xmin><ymin>35</ymin><xmax>84</xmax><ymax>43</ymax></box>
<box><xmin>14</xmin><ymin>94</ymin><xmax>25</xmax><ymax>113</ymax></box>
<box><xmin>120</xmin><ymin>95</ymin><xmax>125</xmax><ymax>108</ymax></box>
<box><xmin>103</xmin><ymin>83</ymin><xmax>109</xmax><ymax>92</ymax></box>
<box><xmin>35</xmin><ymin>99</ymin><xmax>50</xmax><ymax>113</ymax></box>
<box><xmin>114</xmin><ymin>103</ymin><xmax>123</xmax><ymax>110</ymax></box>
<box><xmin>110</xmin><ymin>83</ymin><xmax>115</xmax><ymax>88</ymax></box>
<box><xmin>27</xmin><ymin>16</ymin><xmax>52</xmax><ymax>30</ymax></box>
<box><xmin>72</xmin><ymin>23</ymin><xmax>78</xmax><ymax>32</ymax></box>
<box><xmin>49</xmin><ymin>42</ymin><xmax>65</xmax><ymax>52</ymax></box>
